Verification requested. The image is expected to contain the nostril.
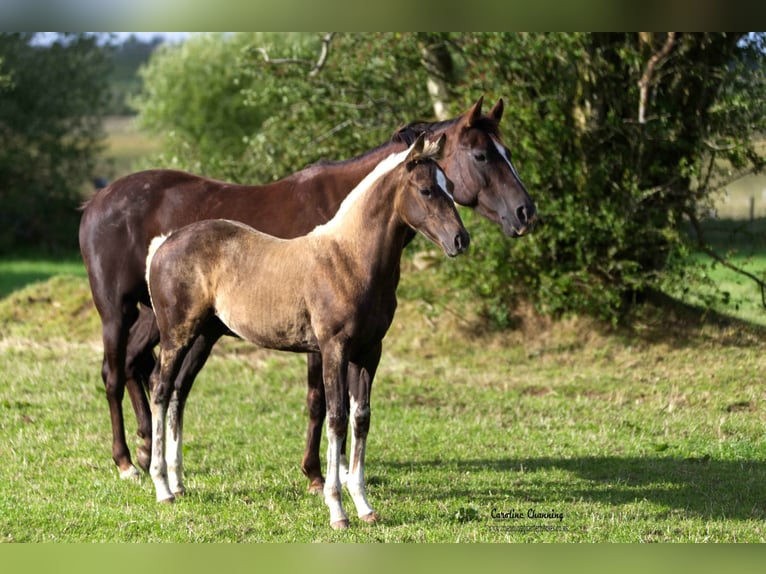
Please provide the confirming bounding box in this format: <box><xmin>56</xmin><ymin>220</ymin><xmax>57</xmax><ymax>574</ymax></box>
<box><xmin>516</xmin><ymin>205</ymin><xmax>528</xmax><ymax>224</ymax></box>
<box><xmin>455</xmin><ymin>232</ymin><xmax>470</xmax><ymax>252</ymax></box>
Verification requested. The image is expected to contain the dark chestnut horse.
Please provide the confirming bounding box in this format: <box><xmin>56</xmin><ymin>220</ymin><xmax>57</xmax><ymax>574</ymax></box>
<box><xmin>145</xmin><ymin>135</ymin><xmax>468</xmax><ymax>528</ymax></box>
<box><xmin>78</xmin><ymin>96</ymin><xmax>537</xmax><ymax>487</ymax></box>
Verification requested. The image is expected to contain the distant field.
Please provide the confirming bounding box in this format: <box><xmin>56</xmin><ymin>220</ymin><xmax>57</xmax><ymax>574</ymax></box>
<box><xmin>95</xmin><ymin>115</ymin><xmax>163</xmax><ymax>181</ymax></box>
<box><xmin>712</xmin><ymin>173</ymin><xmax>766</xmax><ymax>220</ymax></box>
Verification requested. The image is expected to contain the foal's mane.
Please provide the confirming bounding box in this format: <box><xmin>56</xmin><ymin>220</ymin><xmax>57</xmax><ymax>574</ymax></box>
<box><xmin>310</xmin><ymin>137</ymin><xmax>442</xmax><ymax>236</ymax></box>
<box><xmin>308</xmin><ymin>113</ymin><xmax>481</xmax><ymax>170</ymax></box>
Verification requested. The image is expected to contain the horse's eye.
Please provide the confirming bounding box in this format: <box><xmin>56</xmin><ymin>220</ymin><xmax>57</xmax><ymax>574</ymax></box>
<box><xmin>474</xmin><ymin>152</ymin><xmax>487</xmax><ymax>162</ymax></box>
<box><xmin>419</xmin><ymin>188</ymin><xmax>432</xmax><ymax>197</ymax></box>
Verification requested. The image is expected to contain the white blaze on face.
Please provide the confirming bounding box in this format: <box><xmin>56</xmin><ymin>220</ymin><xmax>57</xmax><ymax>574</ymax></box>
<box><xmin>435</xmin><ymin>166</ymin><xmax>454</xmax><ymax>203</ymax></box>
<box><xmin>491</xmin><ymin>136</ymin><xmax>525</xmax><ymax>187</ymax></box>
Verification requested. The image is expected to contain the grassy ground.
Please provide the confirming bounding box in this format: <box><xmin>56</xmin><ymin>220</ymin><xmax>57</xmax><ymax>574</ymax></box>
<box><xmin>1</xmin><ymin>261</ymin><xmax>765</xmax><ymax>542</ymax></box>
<box><xmin>671</xmin><ymin>217</ymin><xmax>766</xmax><ymax>327</ymax></box>
<box><xmin>1</xmin><ymin>120</ymin><xmax>764</xmax><ymax>542</ymax></box>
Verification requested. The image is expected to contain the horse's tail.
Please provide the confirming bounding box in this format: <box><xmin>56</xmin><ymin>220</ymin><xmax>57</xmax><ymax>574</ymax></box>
<box><xmin>145</xmin><ymin>234</ymin><xmax>171</xmax><ymax>303</ymax></box>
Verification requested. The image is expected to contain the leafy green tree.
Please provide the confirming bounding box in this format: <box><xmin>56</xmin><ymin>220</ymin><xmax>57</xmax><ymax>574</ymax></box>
<box><xmin>134</xmin><ymin>33</ymin><xmax>766</xmax><ymax>324</ymax></box>
<box><xmin>134</xmin><ymin>33</ymin><xmax>288</xmax><ymax>181</ymax></box>
<box><xmin>444</xmin><ymin>32</ymin><xmax>765</xmax><ymax>324</ymax></box>
<box><xmin>106</xmin><ymin>33</ymin><xmax>164</xmax><ymax>115</ymax></box>
<box><xmin>0</xmin><ymin>33</ymin><xmax>111</xmax><ymax>253</ymax></box>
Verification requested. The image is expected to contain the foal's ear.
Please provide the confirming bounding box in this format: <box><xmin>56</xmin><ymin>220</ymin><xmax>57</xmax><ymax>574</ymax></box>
<box><xmin>464</xmin><ymin>95</ymin><xmax>484</xmax><ymax>127</ymax></box>
<box><xmin>405</xmin><ymin>132</ymin><xmax>427</xmax><ymax>165</ymax></box>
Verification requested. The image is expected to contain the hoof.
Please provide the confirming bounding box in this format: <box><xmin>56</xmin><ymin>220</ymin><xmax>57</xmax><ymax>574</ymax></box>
<box><xmin>359</xmin><ymin>511</ymin><xmax>381</xmax><ymax>524</ymax></box>
<box><xmin>172</xmin><ymin>487</ymin><xmax>187</xmax><ymax>497</ymax></box>
<box><xmin>136</xmin><ymin>448</ymin><xmax>151</xmax><ymax>473</ymax></box>
<box><xmin>119</xmin><ymin>466</ymin><xmax>141</xmax><ymax>481</ymax></box>
<box><xmin>330</xmin><ymin>519</ymin><xmax>350</xmax><ymax>530</ymax></box>
<box><xmin>157</xmin><ymin>494</ymin><xmax>176</xmax><ymax>504</ymax></box>
<box><xmin>307</xmin><ymin>479</ymin><xmax>324</xmax><ymax>495</ymax></box>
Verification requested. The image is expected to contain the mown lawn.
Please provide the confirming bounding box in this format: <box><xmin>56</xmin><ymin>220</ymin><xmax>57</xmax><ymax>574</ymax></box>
<box><xmin>1</xmin><ymin>260</ymin><xmax>765</xmax><ymax>542</ymax></box>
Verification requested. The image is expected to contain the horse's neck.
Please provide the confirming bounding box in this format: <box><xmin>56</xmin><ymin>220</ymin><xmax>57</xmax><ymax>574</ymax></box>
<box><xmin>290</xmin><ymin>140</ymin><xmax>405</xmax><ymax>190</ymax></box>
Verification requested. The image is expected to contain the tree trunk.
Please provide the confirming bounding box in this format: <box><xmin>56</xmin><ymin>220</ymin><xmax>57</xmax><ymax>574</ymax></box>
<box><xmin>416</xmin><ymin>33</ymin><xmax>454</xmax><ymax>121</ymax></box>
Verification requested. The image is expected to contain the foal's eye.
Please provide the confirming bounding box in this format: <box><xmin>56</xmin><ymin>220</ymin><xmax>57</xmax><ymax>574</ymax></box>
<box><xmin>473</xmin><ymin>152</ymin><xmax>487</xmax><ymax>162</ymax></box>
<box><xmin>419</xmin><ymin>188</ymin><xmax>432</xmax><ymax>197</ymax></box>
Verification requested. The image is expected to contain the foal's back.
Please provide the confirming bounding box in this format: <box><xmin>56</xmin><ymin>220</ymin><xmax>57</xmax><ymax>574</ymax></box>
<box><xmin>148</xmin><ymin>219</ymin><xmax>320</xmax><ymax>353</ymax></box>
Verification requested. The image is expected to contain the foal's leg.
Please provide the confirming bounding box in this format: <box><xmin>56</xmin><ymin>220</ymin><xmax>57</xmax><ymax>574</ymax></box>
<box><xmin>165</xmin><ymin>389</ymin><xmax>185</xmax><ymax>497</ymax></box>
<box><xmin>164</xmin><ymin>324</ymin><xmax>225</xmax><ymax>497</ymax></box>
<box><xmin>346</xmin><ymin>344</ymin><xmax>382</xmax><ymax>524</ymax></box>
<box><xmin>320</xmin><ymin>339</ymin><xmax>350</xmax><ymax>529</ymax></box>
<box><xmin>149</xmin><ymin>342</ymin><xmax>192</xmax><ymax>504</ymax></box>
<box><xmin>303</xmin><ymin>353</ymin><xmax>351</xmax><ymax>493</ymax></box>
<box><xmin>302</xmin><ymin>352</ymin><xmax>326</xmax><ymax>493</ymax></box>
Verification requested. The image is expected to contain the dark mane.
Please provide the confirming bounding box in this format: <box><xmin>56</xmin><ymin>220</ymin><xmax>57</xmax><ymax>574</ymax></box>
<box><xmin>308</xmin><ymin>133</ymin><xmax>405</xmax><ymax>168</ymax></box>
<box><xmin>393</xmin><ymin>115</ymin><xmax>502</xmax><ymax>145</ymax></box>
<box><xmin>309</xmin><ymin>113</ymin><xmax>501</xmax><ymax>169</ymax></box>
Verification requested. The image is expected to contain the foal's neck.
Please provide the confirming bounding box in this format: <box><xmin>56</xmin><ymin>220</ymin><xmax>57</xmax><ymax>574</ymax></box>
<box><xmin>314</xmin><ymin>169</ymin><xmax>409</xmax><ymax>283</ymax></box>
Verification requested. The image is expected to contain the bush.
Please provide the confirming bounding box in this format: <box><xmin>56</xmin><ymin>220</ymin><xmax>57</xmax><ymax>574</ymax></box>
<box><xmin>0</xmin><ymin>33</ymin><xmax>110</xmax><ymax>253</ymax></box>
<box><xmin>134</xmin><ymin>33</ymin><xmax>766</xmax><ymax>325</ymax></box>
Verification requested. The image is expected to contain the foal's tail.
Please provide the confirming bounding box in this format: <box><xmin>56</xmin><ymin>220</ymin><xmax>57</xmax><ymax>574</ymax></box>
<box><xmin>145</xmin><ymin>234</ymin><xmax>171</xmax><ymax>304</ymax></box>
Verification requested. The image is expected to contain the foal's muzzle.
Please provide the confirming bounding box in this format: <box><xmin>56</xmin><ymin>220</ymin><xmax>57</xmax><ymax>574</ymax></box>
<box><xmin>453</xmin><ymin>230</ymin><xmax>470</xmax><ymax>255</ymax></box>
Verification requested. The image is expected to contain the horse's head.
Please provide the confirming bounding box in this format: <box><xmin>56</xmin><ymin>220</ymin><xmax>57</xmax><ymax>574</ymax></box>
<box><xmin>396</xmin><ymin>133</ymin><xmax>470</xmax><ymax>257</ymax></box>
<box><xmin>438</xmin><ymin>96</ymin><xmax>537</xmax><ymax>237</ymax></box>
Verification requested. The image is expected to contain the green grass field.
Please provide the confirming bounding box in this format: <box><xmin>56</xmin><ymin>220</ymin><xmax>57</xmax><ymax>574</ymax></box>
<box><xmin>1</xmin><ymin>119</ymin><xmax>764</xmax><ymax>542</ymax></box>
<box><xmin>1</xmin><ymin>262</ymin><xmax>765</xmax><ymax>542</ymax></box>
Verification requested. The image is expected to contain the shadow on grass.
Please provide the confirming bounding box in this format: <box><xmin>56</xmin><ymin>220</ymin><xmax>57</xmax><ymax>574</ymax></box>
<box><xmin>621</xmin><ymin>288</ymin><xmax>766</xmax><ymax>349</ymax></box>
<box><xmin>0</xmin><ymin>270</ymin><xmax>60</xmax><ymax>299</ymax></box>
<box><xmin>379</xmin><ymin>455</ymin><xmax>766</xmax><ymax>521</ymax></box>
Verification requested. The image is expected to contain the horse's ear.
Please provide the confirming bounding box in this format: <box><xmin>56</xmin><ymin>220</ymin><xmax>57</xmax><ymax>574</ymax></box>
<box><xmin>434</xmin><ymin>133</ymin><xmax>447</xmax><ymax>159</ymax></box>
<box><xmin>489</xmin><ymin>98</ymin><xmax>504</xmax><ymax>123</ymax></box>
<box><xmin>464</xmin><ymin>96</ymin><xmax>484</xmax><ymax>127</ymax></box>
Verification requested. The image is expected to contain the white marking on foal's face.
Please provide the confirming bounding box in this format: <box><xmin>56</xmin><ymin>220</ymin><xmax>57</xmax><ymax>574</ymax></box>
<box><xmin>435</xmin><ymin>167</ymin><xmax>454</xmax><ymax>203</ymax></box>
<box><xmin>491</xmin><ymin>136</ymin><xmax>525</xmax><ymax>187</ymax></box>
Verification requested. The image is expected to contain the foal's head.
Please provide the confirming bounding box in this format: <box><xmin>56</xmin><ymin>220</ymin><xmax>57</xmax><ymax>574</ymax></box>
<box><xmin>395</xmin><ymin>134</ymin><xmax>470</xmax><ymax>257</ymax></box>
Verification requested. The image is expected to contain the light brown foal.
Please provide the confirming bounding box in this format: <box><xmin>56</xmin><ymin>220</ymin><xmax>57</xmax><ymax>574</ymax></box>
<box><xmin>145</xmin><ymin>134</ymin><xmax>469</xmax><ymax>528</ymax></box>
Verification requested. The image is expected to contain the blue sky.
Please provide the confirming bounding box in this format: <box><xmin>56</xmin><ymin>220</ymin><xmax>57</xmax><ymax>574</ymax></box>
<box><xmin>31</xmin><ymin>32</ymin><xmax>192</xmax><ymax>45</ymax></box>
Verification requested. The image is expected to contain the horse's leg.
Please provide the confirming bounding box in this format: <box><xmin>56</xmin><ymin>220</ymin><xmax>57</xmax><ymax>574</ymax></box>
<box><xmin>164</xmin><ymin>323</ymin><xmax>224</xmax><ymax>498</ymax></box>
<box><xmin>320</xmin><ymin>338</ymin><xmax>350</xmax><ymax>529</ymax></box>
<box><xmin>100</xmin><ymin>304</ymin><xmax>141</xmax><ymax>480</ymax></box>
<box><xmin>124</xmin><ymin>305</ymin><xmax>159</xmax><ymax>473</ymax></box>
<box><xmin>302</xmin><ymin>352</ymin><xmax>326</xmax><ymax>494</ymax></box>
<box><xmin>346</xmin><ymin>343</ymin><xmax>382</xmax><ymax>524</ymax></box>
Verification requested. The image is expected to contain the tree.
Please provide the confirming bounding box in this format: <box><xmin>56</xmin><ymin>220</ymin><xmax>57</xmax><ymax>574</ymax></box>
<box><xmin>134</xmin><ymin>33</ymin><xmax>286</xmax><ymax>182</ymax></box>
<box><xmin>0</xmin><ymin>33</ymin><xmax>111</xmax><ymax>252</ymax></box>
<box><xmin>133</xmin><ymin>33</ymin><xmax>766</xmax><ymax>324</ymax></box>
<box><xmin>442</xmin><ymin>32</ymin><xmax>766</xmax><ymax>324</ymax></box>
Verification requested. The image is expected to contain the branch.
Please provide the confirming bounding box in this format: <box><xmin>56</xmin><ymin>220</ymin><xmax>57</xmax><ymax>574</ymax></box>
<box><xmin>310</xmin><ymin>118</ymin><xmax>353</xmax><ymax>145</ymax></box>
<box><xmin>686</xmin><ymin>207</ymin><xmax>766</xmax><ymax>310</ymax></box>
<box><xmin>256</xmin><ymin>32</ymin><xmax>335</xmax><ymax>77</ymax></box>
<box><xmin>638</xmin><ymin>32</ymin><xmax>676</xmax><ymax>124</ymax></box>
<box><xmin>309</xmin><ymin>32</ymin><xmax>334</xmax><ymax>77</ymax></box>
